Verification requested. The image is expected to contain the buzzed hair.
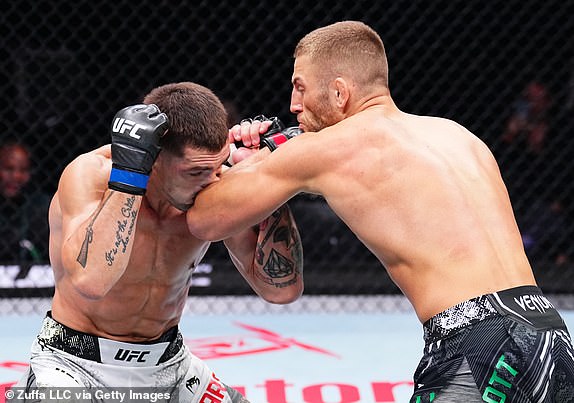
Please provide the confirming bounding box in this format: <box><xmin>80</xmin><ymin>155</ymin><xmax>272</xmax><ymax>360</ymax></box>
<box><xmin>294</xmin><ymin>21</ymin><xmax>389</xmax><ymax>90</ymax></box>
<box><xmin>143</xmin><ymin>82</ymin><xmax>228</xmax><ymax>156</ymax></box>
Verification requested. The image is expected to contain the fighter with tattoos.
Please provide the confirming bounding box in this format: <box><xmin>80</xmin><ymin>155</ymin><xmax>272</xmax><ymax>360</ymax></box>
<box><xmin>14</xmin><ymin>82</ymin><xmax>303</xmax><ymax>403</ymax></box>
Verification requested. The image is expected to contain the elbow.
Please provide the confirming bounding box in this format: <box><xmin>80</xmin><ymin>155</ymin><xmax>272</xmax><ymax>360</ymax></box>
<box><xmin>260</xmin><ymin>283</ymin><xmax>304</xmax><ymax>305</ymax></box>
<box><xmin>72</xmin><ymin>276</ymin><xmax>111</xmax><ymax>300</ymax></box>
<box><xmin>66</xmin><ymin>267</ymin><xmax>111</xmax><ymax>301</ymax></box>
<box><xmin>62</xmin><ymin>254</ymin><xmax>110</xmax><ymax>300</ymax></box>
<box><xmin>192</xmin><ymin>228</ymin><xmax>225</xmax><ymax>242</ymax></box>
<box><xmin>188</xmin><ymin>224</ymin><xmax>225</xmax><ymax>242</ymax></box>
<box><xmin>187</xmin><ymin>213</ymin><xmax>231</xmax><ymax>241</ymax></box>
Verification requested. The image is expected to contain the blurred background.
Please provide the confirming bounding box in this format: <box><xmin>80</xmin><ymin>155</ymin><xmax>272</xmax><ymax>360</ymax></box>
<box><xmin>1</xmin><ymin>0</ymin><xmax>574</xmax><ymax>313</ymax></box>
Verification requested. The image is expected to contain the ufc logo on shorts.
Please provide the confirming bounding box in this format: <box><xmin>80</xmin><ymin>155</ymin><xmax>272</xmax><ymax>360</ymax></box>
<box><xmin>112</xmin><ymin>118</ymin><xmax>144</xmax><ymax>139</ymax></box>
<box><xmin>114</xmin><ymin>348</ymin><xmax>151</xmax><ymax>363</ymax></box>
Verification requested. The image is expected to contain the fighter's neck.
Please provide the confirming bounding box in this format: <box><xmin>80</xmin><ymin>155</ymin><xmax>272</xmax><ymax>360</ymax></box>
<box><xmin>351</xmin><ymin>94</ymin><xmax>400</xmax><ymax>117</ymax></box>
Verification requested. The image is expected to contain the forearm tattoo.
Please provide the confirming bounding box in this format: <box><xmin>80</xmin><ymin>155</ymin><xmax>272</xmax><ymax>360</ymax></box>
<box><xmin>255</xmin><ymin>209</ymin><xmax>282</xmax><ymax>266</ymax></box>
<box><xmin>104</xmin><ymin>195</ymin><xmax>137</xmax><ymax>267</ymax></box>
<box><xmin>76</xmin><ymin>193</ymin><xmax>137</xmax><ymax>268</ymax></box>
<box><xmin>255</xmin><ymin>206</ymin><xmax>303</xmax><ymax>288</ymax></box>
<box><xmin>77</xmin><ymin>192</ymin><xmax>114</xmax><ymax>268</ymax></box>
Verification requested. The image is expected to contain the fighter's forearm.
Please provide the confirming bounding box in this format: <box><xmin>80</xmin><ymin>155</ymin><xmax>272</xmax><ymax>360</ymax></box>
<box><xmin>251</xmin><ymin>205</ymin><xmax>303</xmax><ymax>302</ymax></box>
<box><xmin>224</xmin><ymin>205</ymin><xmax>304</xmax><ymax>303</ymax></box>
<box><xmin>189</xmin><ymin>161</ymin><xmax>293</xmax><ymax>241</ymax></box>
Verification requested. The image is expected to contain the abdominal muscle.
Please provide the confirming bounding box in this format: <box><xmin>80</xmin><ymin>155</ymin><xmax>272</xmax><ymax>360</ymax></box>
<box><xmin>51</xmin><ymin>274</ymin><xmax>191</xmax><ymax>341</ymax></box>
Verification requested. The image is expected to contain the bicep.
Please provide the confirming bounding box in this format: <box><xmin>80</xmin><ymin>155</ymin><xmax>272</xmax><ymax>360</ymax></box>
<box><xmin>223</xmin><ymin>139</ymin><xmax>316</xmax><ymax>214</ymax></box>
<box><xmin>257</xmin><ymin>133</ymin><xmax>329</xmax><ymax>196</ymax></box>
<box><xmin>58</xmin><ymin>156</ymin><xmax>110</xmax><ymax>244</ymax></box>
<box><xmin>187</xmin><ymin>134</ymin><xmax>326</xmax><ymax>240</ymax></box>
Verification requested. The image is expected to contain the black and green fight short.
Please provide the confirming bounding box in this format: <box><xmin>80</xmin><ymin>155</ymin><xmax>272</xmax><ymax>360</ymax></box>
<box><xmin>411</xmin><ymin>286</ymin><xmax>574</xmax><ymax>402</ymax></box>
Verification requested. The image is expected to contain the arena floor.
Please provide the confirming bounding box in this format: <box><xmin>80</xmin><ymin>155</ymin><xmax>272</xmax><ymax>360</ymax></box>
<box><xmin>1</xmin><ymin>297</ymin><xmax>573</xmax><ymax>403</ymax></box>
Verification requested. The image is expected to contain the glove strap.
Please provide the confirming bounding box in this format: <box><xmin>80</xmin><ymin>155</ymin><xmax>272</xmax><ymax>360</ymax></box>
<box><xmin>108</xmin><ymin>167</ymin><xmax>149</xmax><ymax>194</ymax></box>
<box><xmin>261</xmin><ymin>133</ymin><xmax>289</xmax><ymax>151</ymax></box>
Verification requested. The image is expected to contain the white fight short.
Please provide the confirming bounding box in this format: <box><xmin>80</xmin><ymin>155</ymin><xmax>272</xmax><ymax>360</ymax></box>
<box><xmin>12</xmin><ymin>312</ymin><xmax>248</xmax><ymax>403</ymax></box>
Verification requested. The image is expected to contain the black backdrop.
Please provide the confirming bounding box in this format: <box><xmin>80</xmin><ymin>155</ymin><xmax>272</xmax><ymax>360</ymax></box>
<box><xmin>1</xmin><ymin>0</ymin><xmax>573</xmax><ymax>299</ymax></box>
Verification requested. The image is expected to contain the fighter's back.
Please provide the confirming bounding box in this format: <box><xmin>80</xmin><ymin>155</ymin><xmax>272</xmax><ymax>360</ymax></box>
<box><xmin>312</xmin><ymin>106</ymin><xmax>536</xmax><ymax>322</ymax></box>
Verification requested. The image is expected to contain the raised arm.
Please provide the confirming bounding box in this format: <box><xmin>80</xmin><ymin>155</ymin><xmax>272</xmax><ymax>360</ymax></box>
<box><xmin>56</xmin><ymin>105</ymin><xmax>167</xmax><ymax>299</ymax></box>
<box><xmin>56</xmin><ymin>150</ymin><xmax>143</xmax><ymax>299</ymax></box>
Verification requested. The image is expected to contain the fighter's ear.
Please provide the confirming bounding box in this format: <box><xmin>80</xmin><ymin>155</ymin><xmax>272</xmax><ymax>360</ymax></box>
<box><xmin>333</xmin><ymin>77</ymin><xmax>350</xmax><ymax>109</ymax></box>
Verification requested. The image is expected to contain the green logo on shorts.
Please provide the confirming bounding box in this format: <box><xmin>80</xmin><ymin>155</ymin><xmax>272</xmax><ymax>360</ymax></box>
<box><xmin>414</xmin><ymin>392</ymin><xmax>435</xmax><ymax>402</ymax></box>
<box><xmin>482</xmin><ymin>354</ymin><xmax>518</xmax><ymax>403</ymax></box>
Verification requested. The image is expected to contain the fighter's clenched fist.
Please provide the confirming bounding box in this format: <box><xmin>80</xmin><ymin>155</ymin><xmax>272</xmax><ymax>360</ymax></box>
<box><xmin>108</xmin><ymin>104</ymin><xmax>168</xmax><ymax>195</ymax></box>
<box><xmin>228</xmin><ymin>116</ymin><xmax>303</xmax><ymax>165</ymax></box>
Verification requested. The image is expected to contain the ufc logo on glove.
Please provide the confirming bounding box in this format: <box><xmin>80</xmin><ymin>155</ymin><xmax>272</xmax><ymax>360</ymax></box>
<box><xmin>108</xmin><ymin>104</ymin><xmax>168</xmax><ymax>195</ymax></box>
<box><xmin>112</xmin><ymin>117</ymin><xmax>145</xmax><ymax>139</ymax></box>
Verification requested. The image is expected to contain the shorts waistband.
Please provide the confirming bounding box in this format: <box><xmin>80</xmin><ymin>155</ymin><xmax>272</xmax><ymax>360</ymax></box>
<box><xmin>37</xmin><ymin>312</ymin><xmax>183</xmax><ymax>366</ymax></box>
<box><xmin>487</xmin><ymin>285</ymin><xmax>565</xmax><ymax>330</ymax></box>
<box><xmin>423</xmin><ymin>293</ymin><xmax>499</xmax><ymax>341</ymax></box>
<box><xmin>423</xmin><ymin>286</ymin><xmax>564</xmax><ymax>341</ymax></box>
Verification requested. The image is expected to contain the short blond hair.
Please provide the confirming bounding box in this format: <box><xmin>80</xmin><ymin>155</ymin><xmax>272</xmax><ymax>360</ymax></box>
<box><xmin>294</xmin><ymin>21</ymin><xmax>389</xmax><ymax>90</ymax></box>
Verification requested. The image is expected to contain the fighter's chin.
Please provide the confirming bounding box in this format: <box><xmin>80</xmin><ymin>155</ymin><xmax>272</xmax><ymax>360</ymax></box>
<box><xmin>300</xmin><ymin>121</ymin><xmax>323</xmax><ymax>133</ymax></box>
<box><xmin>173</xmin><ymin>197</ymin><xmax>195</xmax><ymax>212</ymax></box>
<box><xmin>174</xmin><ymin>203</ymin><xmax>193</xmax><ymax>212</ymax></box>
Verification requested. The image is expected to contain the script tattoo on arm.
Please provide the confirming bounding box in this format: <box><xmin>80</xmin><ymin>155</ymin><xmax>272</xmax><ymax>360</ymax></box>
<box><xmin>104</xmin><ymin>195</ymin><xmax>137</xmax><ymax>267</ymax></box>
<box><xmin>77</xmin><ymin>192</ymin><xmax>114</xmax><ymax>268</ymax></box>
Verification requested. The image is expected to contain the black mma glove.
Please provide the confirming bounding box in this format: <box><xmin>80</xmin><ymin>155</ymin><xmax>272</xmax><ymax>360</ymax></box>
<box><xmin>235</xmin><ymin>115</ymin><xmax>303</xmax><ymax>151</ymax></box>
<box><xmin>261</xmin><ymin>125</ymin><xmax>303</xmax><ymax>151</ymax></box>
<box><xmin>108</xmin><ymin>104</ymin><xmax>168</xmax><ymax>195</ymax></box>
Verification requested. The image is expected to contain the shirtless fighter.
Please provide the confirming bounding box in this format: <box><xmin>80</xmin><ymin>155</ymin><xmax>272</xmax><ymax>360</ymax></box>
<box><xmin>14</xmin><ymin>82</ymin><xmax>303</xmax><ymax>402</ymax></box>
<box><xmin>187</xmin><ymin>22</ymin><xmax>574</xmax><ymax>402</ymax></box>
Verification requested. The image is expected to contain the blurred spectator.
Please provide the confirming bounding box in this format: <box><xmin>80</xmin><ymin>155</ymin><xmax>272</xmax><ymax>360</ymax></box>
<box><xmin>0</xmin><ymin>139</ymin><xmax>51</xmax><ymax>264</ymax></box>
<box><xmin>518</xmin><ymin>195</ymin><xmax>571</xmax><ymax>266</ymax></box>
<box><xmin>498</xmin><ymin>82</ymin><xmax>574</xmax><ymax>268</ymax></box>
<box><xmin>502</xmin><ymin>81</ymin><xmax>552</xmax><ymax>155</ymax></box>
<box><xmin>497</xmin><ymin>81</ymin><xmax>553</xmax><ymax>206</ymax></box>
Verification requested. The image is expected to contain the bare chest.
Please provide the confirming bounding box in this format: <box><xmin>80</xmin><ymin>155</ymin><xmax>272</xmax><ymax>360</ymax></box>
<box><xmin>121</xmin><ymin>210</ymin><xmax>209</xmax><ymax>284</ymax></box>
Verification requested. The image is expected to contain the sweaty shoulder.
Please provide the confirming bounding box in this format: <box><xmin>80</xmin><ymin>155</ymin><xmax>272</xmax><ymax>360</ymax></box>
<box><xmin>265</xmin><ymin>112</ymin><xmax>387</xmax><ymax>195</ymax></box>
<box><xmin>57</xmin><ymin>145</ymin><xmax>112</xmax><ymax>209</ymax></box>
<box><xmin>413</xmin><ymin>114</ymin><xmax>495</xmax><ymax>158</ymax></box>
<box><xmin>404</xmin><ymin>114</ymin><xmax>483</xmax><ymax>144</ymax></box>
<box><xmin>60</xmin><ymin>145</ymin><xmax>111</xmax><ymax>182</ymax></box>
